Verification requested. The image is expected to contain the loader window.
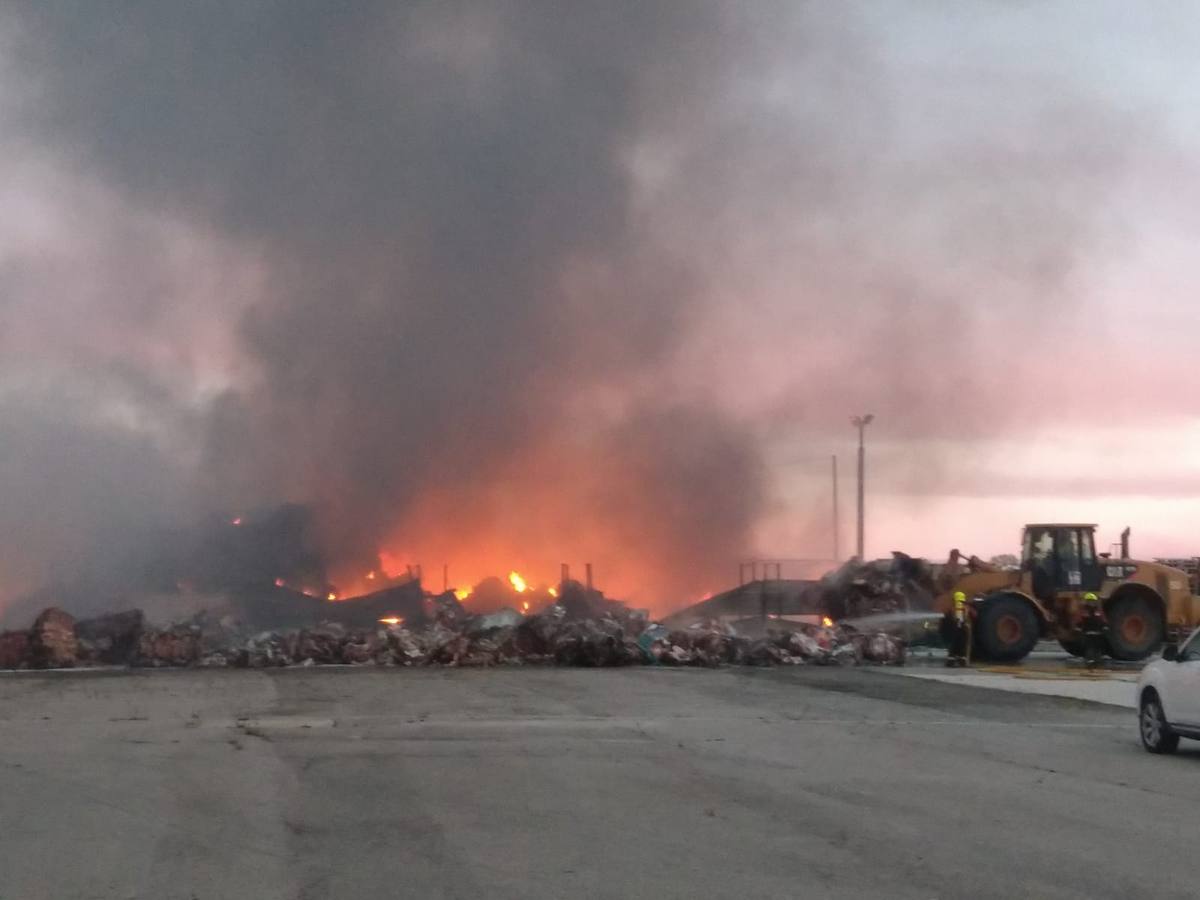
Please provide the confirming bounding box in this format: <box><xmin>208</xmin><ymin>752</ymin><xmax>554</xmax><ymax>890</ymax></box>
<box><xmin>1056</xmin><ymin>529</ymin><xmax>1082</xmax><ymax>588</ymax></box>
<box><xmin>1028</xmin><ymin>528</ymin><xmax>1057</xmax><ymax>601</ymax></box>
<box><xmin>1058</xmin><ymin>530</ymin><xmax>1079</xmax><ymax>569</ymax></box>
<box><xmin>1076</xmin><ymin>529</ymin><xmax>1104</xmax><ymax>591</ymax></box>
<box><xmin>1027</xmin><ymin>528</ymin><xmax>1054</xmax><ymax>568</ymax></box>
<box><xmin>1080</xmin><ymin>530</ymin><xmax>1095</xmax><ymax>566</ymax></box>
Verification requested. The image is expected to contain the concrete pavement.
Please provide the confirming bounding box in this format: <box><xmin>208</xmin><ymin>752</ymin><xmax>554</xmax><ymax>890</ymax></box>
<box><xmin>884</xmin><ymin>665</ymin><xmax>1140</xmax><ymax>708</ymax></box>
<box><xmin>896</xmin><ymin>644</ymin><xmax>1146</xmax><ymax>708</ymax></box>
<box><xmin>0</xmin><ymin>666</ymin><xmax>1193</xmax><ymax>899</ymax></box>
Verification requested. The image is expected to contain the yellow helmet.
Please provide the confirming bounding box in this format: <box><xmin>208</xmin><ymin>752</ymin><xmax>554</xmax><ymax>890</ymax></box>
<box><xmin>1083</xmin><ymin>592</ymin><xmax>1099</xmax><ymax>604</ymax></box>
<box><xmin>953</xmin><ymin>591</ymin><xmax>967</xmax><ymax>607</ymax></box>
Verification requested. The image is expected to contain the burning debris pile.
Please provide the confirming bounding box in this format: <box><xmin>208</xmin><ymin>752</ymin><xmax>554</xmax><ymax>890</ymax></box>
<box><xmin>0</xmin><ymin>581</ymin><xmax>905</xmax><ymax>671</ymax></box>
<box><xmin>819</xmin><ymin>552</ymin><xmax>940</xmax><ymax>620</ymax></box>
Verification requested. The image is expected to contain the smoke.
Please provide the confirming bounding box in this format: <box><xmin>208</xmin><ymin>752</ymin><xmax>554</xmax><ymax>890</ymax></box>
<box><xmin>0</xmin><ymin>2</ymin><xmax>1183</xmax><ymax>616</ymax></box>
<box><xmin>0</xmin><ymin>1</ymin><xmax>771</xmax><ymax>612</ymax></box>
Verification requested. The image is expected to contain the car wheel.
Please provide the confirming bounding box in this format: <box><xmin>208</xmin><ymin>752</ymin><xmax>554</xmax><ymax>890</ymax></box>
<box><xmin>1140</xmin><ymin>693</ymin><xmax>1180</xmax><ymax>754</ymax></box>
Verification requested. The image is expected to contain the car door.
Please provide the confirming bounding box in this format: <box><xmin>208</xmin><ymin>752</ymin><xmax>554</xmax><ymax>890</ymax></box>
<box><xmin>1165</xmin><ymin>630</ymin><xmax>1200</xmax><ymax>728</ymax></box>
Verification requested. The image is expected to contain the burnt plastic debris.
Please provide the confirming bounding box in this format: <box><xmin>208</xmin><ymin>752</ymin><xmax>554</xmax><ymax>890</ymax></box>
<box><xmin>819</xmin><ymin>553</ymin><xmax>938</xmax><ymax>620</ymax></box>
<box><xmin>30</xmin><ymin>608</ymin><xmax>79</xmax><ymax>669</ymax></box>
<box><xmin>0</xmin><ymin>602</ymin><xmax>905</xmax><ymax>671</ymax></box>
<box><xmin>0</xmin><ymin>629</ymin><xmax>32</xmax><ymax>669</ymax></box>
<box><xmin>76</xmin><ymin>610</ymin><xmax>145</xmax><ymax>665</ymax></box>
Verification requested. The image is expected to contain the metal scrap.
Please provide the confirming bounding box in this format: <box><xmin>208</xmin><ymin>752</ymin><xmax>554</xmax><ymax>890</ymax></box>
<box><xmin>0</xmin><ymin>601</ymin><xmax>905</xmax><ymax>671</ymax></box>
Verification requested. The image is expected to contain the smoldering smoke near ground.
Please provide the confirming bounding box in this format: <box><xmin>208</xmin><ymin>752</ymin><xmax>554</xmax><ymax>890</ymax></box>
<box><xmin>0</xmin><ymin>2</ymin><xmax>1158</xmax><ymax>617</ymax></box>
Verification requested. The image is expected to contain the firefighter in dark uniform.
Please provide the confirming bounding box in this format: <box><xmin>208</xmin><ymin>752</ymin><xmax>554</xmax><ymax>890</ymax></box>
<box><xmin>1079</xmin><ymin>592</ymin><xmax>1107</xmax><ymax>671</ymax></box>
<box><xmin>940</xmin><ymin>591</ymin><xmax>971</xmax><ymax>667</ymax></box>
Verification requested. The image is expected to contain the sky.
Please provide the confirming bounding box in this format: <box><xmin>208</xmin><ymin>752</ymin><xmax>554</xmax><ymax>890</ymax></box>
<box><xmin>1</xmin><ymin>1</ymin><xmax>1198</xmax><ymax>616</ymax></box>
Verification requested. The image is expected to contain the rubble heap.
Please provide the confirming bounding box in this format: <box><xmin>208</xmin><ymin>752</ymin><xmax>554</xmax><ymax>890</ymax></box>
<box><xmin>0</xmin><ymin>590</ymin><xmax>905</xmax><ymax>671</ymax></box>
<box><xmin>30</xmin><ymin>608</ymin><xmax>79</xmax><ymax>669</ymax></box>
<box><xmin>819</xmin><ymin>552</ymin><xmax>939</xmax><ymax>620</ymax></box>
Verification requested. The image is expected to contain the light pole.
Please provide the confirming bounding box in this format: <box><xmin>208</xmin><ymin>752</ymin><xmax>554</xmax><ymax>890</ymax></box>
<box><xmin>831</xmin><ymin>454</ymin><xmax>840</xmax><ymax>563</ymax></box>
<box><xmin>851</xmin><ymin>414</ymin><xmax>874</xmax><ymax>560</ymax></box>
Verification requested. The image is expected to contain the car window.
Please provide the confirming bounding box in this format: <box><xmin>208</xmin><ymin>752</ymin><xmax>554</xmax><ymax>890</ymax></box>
<box><xmin>1180</xmin><ymin>632</ymin><xmax>1200</xmax><ymax>662</ymax></box>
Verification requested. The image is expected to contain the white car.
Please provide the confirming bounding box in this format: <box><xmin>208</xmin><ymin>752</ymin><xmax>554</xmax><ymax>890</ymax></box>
<box><xmin>1138</xmin><ymin>627</ymin><xmax>1200</xmax><ymax>753</ymax></box>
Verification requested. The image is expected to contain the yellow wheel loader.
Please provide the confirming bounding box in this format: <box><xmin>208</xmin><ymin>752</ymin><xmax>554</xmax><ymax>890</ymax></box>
<box><xmin>937</xmin><ymin>525</ymin><xmax>1198</xmax><ymax>663</ymax></box>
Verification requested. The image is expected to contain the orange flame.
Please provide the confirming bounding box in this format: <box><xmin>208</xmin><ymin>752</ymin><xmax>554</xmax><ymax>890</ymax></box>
<box><xmin>548</xmin><ymin>586</ymin><xmax>559</xmax><ymax>598</ymax></box>
<box><xmin>378</xmin><ymin>550</ymin><xmax>406</xmax><ymax>579</ymax></box>
<box><xmin>231</xmin><ymin>517</ymin><xmax>243</xmax><ymax>526</ymax></box>
<box><xmin>522</xmin><ymin>600</ymin><xmax>530</xmax><ymax>613</ymax></box>
<box><xmin>274</xmin><ymin>578</ymin><xmax>285</xmax><ymax>588</ymax></box>
<box><xmin>822</xmin><ymin>616</ymin><xmax>834</xmax><ymax>628</ymax></box>
<box><xmin>379</xmin><ymin>616</ymin><xmax>404</xmax><ymax>626</ymax></box>
<box><xmin>366</xmin><ymin>571</ymin><xmax>377</xmax><ymax>581</ymax></box>
<box><xmin>455</xmin><ymin>587</ymin><xmax>472</xmax><ymax>601</ymax></box>
<box><xmin>509</xmin><ymin>571</ymin><xmax>528</xmax><ymax>593</ymax></box>
<box><xmin>327</xmin><ymin>592</ymin><xmax>338</xmax><ymax>602</ymax></box>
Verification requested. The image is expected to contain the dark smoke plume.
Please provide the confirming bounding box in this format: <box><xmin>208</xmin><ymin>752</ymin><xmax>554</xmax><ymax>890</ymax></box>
<box><xmin>1</xmin><ymin>1</ymin><xmax>771</xmax><ymax>613</ymax></box>
<box><xmin>0</xmin><ymin>2</ymin><xmax>1164</xmax><ymax>617</ymax></box>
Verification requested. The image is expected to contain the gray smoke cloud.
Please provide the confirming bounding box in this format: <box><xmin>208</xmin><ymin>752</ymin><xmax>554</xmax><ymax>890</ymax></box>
<box><xmin>0</xmin><ymin>1</ymin><xmax>1172</xmax><ymax>617</ymax></box>
<box><xmin>0</xmin><ymin>1</ymin><xmax>774</xmax><ymax>613</ymax></box>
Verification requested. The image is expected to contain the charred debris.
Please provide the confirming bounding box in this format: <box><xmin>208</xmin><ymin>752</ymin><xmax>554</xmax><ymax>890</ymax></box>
<box><xmin>0</xmin><ymin>574</ymin><xmax>906</xmax><ymax>671</ymax></box>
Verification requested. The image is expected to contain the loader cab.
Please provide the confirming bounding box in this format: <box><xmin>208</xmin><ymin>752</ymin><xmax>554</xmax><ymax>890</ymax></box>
<box><xmin>1022</xmin><ymin>524</ymin><xmax>1104</xmax><ymax>602</ymax></box>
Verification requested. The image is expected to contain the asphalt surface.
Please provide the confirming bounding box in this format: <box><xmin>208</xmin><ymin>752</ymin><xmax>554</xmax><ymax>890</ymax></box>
<box><xmin>0</xmin><ymin>666</ymin><xmax>1193</xmax><ymax>900</ymax></box>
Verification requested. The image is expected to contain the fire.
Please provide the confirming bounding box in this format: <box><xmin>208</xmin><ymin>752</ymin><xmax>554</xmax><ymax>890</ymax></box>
<box><xmin>366</xmin><ymin>571</ymin><xmax>377</xmax><ymax>581</ymax></box>
<box><xmin>548</xmin><ymin>586</ymin><xmax>559</xmax><ymax>598</ymax></box>
<box><xmin>509</xmin><ymin>571</ymin><xmax>528</xmax><ymax>593</ymax></box>
<box><xmin>274</xmin><ymin>578</ymin><xmax>285</xmax><ymax>588</ymax></box>
<box><xmin>455</xmin><ymin>587</ymin><xmax>472</xmax><ymax>601</ymax></box>
<box><xmin>522</xmin><ymin>600</ymin><xmax>530</xmax><ymax>613</ymax></box>
<box><xmin>378</xmin><ymin>550</ymin><xmax>406</xmax><ymax>579</ymax></box>
<box><xmin>822</xmin><ymin>616</ymin><xmax>834</xmax><ymax>628</ymax></box>
<box><xmin>378</xmin><ymin>616</ymin><xmax>404</xmax><ymax>626</ymax></box>
<box><xmin>231</xmin><ymin>517</ymin><xmax>243</xmax><ymax>526</ymax></box>
<box><xmin>327</xmin><ymin>592</ymin><xmax>338</xmax><ymax>601</ymax></box>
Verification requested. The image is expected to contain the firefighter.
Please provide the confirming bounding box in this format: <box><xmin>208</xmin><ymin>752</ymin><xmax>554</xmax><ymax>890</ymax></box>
<box><xmin>1079</xmin><ymin>592</ymin><xmax>1107</xmax><ymax>671</ymax></box>
<box><xmin>940</xmin><ymin>591</ymin><xmax>971</xmax><ymax>667</ymax></box>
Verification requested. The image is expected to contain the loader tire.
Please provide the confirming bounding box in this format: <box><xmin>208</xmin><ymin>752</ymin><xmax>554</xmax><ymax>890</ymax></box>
<box><xmin>1058</xmin><ymin>638</ymin><xmax>1084</xmax><ymax>658</ymax></box>
<box><xmin>975</xmin><ymin>594</ymin><xmax>1039</xmax><ymax>663</ymax></box>
<box><xmin>1106</xmin><ymin>594</ymin><xmax>1163</xmax><ymax>661</ymax></box>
